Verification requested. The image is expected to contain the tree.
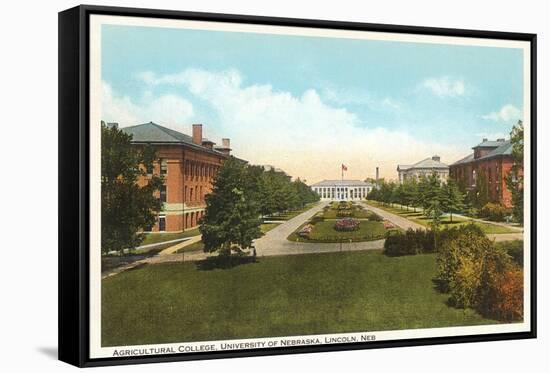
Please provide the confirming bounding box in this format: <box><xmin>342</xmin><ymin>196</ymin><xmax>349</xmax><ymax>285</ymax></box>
<box><xmin>402</xmin><ymin>178</ymin><xmax>419</xmax><ymax>211</ymax></box>
<box><xmin>200</xmin><ymin>157</ymin><xmax>263</xmax><ymax>256</ymax></box>
<box><xmin>101</xmin><ymin>123</ymin><xmax>163</xmax><ymax>254</ymax></box>
<box><xmin>440</xmin><ymin>180</ymin><xmax>465</xmax><ymax>222</ymax></box>
<box><xmin>506</xmin><ymin>120</ymin><xmax>524</xmax><ymax>223</ymax></box>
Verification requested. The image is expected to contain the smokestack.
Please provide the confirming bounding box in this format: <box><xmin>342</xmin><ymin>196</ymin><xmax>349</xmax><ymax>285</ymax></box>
<box><xmin>192</xmin><ymin>124</ymin><xmax>202</xmax><ymax>145</ymax></box>
<box><xmin>222</xmin><ymin>138</ymin><xmax>230</xmax><ymax>148</ymax></box>
<box><xmin>376</xmin><ymin>167</ymin><xmax>379</xmax><ymax>181</ymax></box>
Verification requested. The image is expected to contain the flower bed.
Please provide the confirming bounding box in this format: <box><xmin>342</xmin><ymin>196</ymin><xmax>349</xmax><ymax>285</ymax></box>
<box><xmin>383</xmin><ymin>220</ymin><xmax>395</xmax><ymax>229</ymax></box>
<box><xmin>298</xmin><ymin>224</ymin><xmax>314</xmax><ymax>237</ymax></box>
<box><xmin>334</xmin><ymin>218</ymin><xmax>360</xmax><ymax>231</ymax></box>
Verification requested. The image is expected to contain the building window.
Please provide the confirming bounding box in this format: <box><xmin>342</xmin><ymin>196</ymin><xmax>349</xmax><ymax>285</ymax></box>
<box><xmin>160</xmin><ymin>185</ymin><xmax>167</xmax><ymax>203</ymax></box>
<box><xmin>160</xmin><ymin>159</ymin><xmax>168</xmax><ymax>175</ymax></box>
<box><xmin>159</xmin><ymin>215</ymin><xmax>166</xmax><ymax>232</ymax></box>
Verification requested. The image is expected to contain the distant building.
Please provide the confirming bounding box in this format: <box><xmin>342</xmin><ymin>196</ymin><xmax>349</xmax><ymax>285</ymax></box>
<box><xmin>449</xmin><ymin>138</ymin><xmax>516</xmax><ymax>208</ymax></box>
<box><xmin>121</xmin><ymin>122</ymin><xmax>233</xmax><ymax>232</ymax></box>
<box><xmin>397</xmin><ymin>155</ymin><xmax>449</xmax><ymax>183</ymax></box>
<box><xmin>310</xmin><ymin>180</ymin><xmax>374</xmax><ymax>201</ymax></box>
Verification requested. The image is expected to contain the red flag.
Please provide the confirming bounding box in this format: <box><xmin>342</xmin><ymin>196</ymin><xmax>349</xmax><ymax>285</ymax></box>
<box><xmin>341</xmin><ymin>164</ymin><xmax>348</xmax><ymax>171</ymax></box>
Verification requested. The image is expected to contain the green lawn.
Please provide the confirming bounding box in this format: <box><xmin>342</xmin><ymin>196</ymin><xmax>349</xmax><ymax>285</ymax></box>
<box><xmin>102</xmin><ymin>251</ymin><xmax>498</xmax><ymax>346</ymax></box>
<box><xmin>260</xmin><ymin>223</ymin><xmax>280</xmax><ymax>233</ymax></box>
<box><xmin>141</xmin><ymin>228</ymin><xmax>201</xmax><ymax>246</ymax></box>
<box><xmin>288</xmin><ymin>220</ymin><xmax>388</xmax><ymax>243</ymax></box>
<box><xmin>365</xmin><ymin>201</ymin><xmax>516</xmax><ymax>234</ymax></box>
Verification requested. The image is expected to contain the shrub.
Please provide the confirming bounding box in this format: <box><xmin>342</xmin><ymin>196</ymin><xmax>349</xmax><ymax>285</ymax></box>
<box><xmin>434</xmin><ymin>224</ymin><xmax>523</xmax><ymax>321</ymax></box>
<box><xmin>383</xmin><ymin>229</ymin><xmax>425</xmax><ymax>256</ymax></box>
<box><xmin>435</xmin><ymin>224</ymin><xmax>489</xmax><ymax>293</ymax></box>
<box><xmin>334</xmin><ymin>218</ymin><xmax>360</xmax><ymax>231</ymax></box>
<box><xmin>480</xmin><ymin>202</ymin><xmax>511</xmax><ymax>222</ymax></box>
<box><xmin>368</xmin><ymin>212</ymin><xmax>384</xmax><ymax>222</ymax></box>
<box><xmin>298</xmin><ymin>224</ymin><xmax>314</xmax><ymax>238</ymax></box>
<box><xmin>495</xmin><ymin>240</ymin><xmax>523</xmax><ymax>267</ymax></box>
<box><xmin>309</xmin><ymin>214</ymin><xmax>324</xmax><ymax>225</ymax></box>
<box><xmin>337</xmin><ymin>210</ymin><xmax>353</xmax><ymax>218</ymax></box>
<box><xmin>483</xmin><ymin>268</ymin><xmax>523</xmax><ymax>321</ymax></box>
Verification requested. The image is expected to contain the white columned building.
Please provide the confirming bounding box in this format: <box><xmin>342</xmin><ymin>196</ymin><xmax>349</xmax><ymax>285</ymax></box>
<box><xmin>310</xmin><ymin>180</ymin><xmax>374</xmax><ymax>201</ymax></box>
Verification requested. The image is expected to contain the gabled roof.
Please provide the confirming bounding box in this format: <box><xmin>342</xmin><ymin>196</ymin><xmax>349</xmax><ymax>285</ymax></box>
<box><xmin>477</xmin><ymin>140</ymin><xmax>513</xmax><ymax>160</ymax></box>
<box><xmin>473</xmin><ymin>140</ymin><xmax>506</xmax><ymax>148</ymax></box>
<box><xmin>120</xmin><ymin>121</ymin><xmax>228</xmax><ymax>157</ymax></box>
<box><xmin>398</xmin><ymin>157</ymin><xmax>449</xmax><ymax>171</ymax></box>
<box><xmin>122</xmin><ymin>122</ymin><xmax>193</xmax><ymax>143</ymax></box>
<box><xmin>450</xmin><ymin>153</ymin><xmax>475</xmax><ymax>166</ymax></box>
<box><xmin>451</xmin><ymin>140</ymin><xmax>512</xmax><ymax>166</ymax></box>
<box><xmin>310</xmin><ymin>180</ymin><xmax>373</xmax><ymax>187</ymax></box>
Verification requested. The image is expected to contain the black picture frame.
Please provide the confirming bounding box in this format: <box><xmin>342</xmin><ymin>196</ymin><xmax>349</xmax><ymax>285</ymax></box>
<box><xmin>58</xmin><ymin>4</ymin><xmax>537</xmax><ymax>368</ymax></box>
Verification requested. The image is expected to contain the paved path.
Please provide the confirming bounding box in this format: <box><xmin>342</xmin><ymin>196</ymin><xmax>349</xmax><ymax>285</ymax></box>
<box><xmin>159</xmin><ymin>235</ymin><xmax>202</xmax><ymax>255</ymax></box>
<box><xmin>254</xmin><ymin>201</ymin><xmax>385</xmax><ymax>256</ymax></box>
<box><xmin>361</xmin><ymin>201</ymin><xmax>425</xmax><ymax>231</ymax></box>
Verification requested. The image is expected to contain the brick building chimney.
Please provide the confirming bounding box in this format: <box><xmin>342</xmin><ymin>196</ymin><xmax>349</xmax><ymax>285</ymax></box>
<box><xmin>192</xmin><ymin>124</ymin><xmax>202</xmax><ymax>145</ymax></box>
<box><xmin>375</xmin><ymin>167</ymin><xmax>379</xmax><ymax>181</ymax></box>
<box><xmin>215</xmin><ymin>138</ymin><xmax>231</xmax><ymax>155</ymax></box>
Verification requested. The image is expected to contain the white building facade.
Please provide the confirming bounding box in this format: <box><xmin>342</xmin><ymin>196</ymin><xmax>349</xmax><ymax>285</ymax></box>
<box><xmin>397</xmin><ymin>155</ymin><xmax>449</xmax><ymax>184</ymax></box>
<box><xmin>310</xmin><ymin>180</ymin><xmax>374</xmax><ymax>201</ymax></box>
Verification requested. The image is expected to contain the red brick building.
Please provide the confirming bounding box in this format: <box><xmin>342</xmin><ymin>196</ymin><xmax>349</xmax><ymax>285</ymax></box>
<box><xmin>122</xmin><ymin>122</ymin><xmax>232</xmax><ymax>232</ymax></box>
<box><xmin>449</xmin><ymin>138</ymin><xmax>516</xmax><ymax>208</ymax></box>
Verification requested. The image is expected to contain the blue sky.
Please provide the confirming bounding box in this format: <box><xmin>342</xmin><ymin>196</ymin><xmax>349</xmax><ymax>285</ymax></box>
<box><xmin>101</xmin><ymin>24</ymin><xmax>524</xmax><ymax>182</ymax></box>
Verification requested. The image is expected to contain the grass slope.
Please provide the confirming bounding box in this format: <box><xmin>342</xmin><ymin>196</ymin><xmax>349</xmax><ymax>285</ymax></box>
<box><xmin>102</xmin><ymin>251</ymin><xmax>497</xmax><ymax>347</ymax></box>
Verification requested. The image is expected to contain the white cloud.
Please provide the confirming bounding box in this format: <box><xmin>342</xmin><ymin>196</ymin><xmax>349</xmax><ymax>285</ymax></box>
<box><xmin>422</xmin><ymin>77</ymin><xmax>465</xmax><ymax>97</ymax></box>
<box><xmin>482</xmin><ymin>104</ymin><xmax>522</xmax><ymax>123</ymax></box>
<box><xmin>134</xmin><ymin>68</ymin><xmax>465</xmax><ymax>182</ymax></box>
<box><xmin>102</xmin><ymin>81</ymin><xmax>194</xmax><ymax>130</ymax></box>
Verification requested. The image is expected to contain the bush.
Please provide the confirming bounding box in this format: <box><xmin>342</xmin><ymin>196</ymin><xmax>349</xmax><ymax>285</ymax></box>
<box><xmin>436</xmin><ymin>224</ymin><xmax>489</xmax><ymax>293</ymax></box>
<box><xmin>495</xmin><ymin>240</ymin><xmax>523</xmax><ymax>267</ymax></box>
<box><xmin>434</xmin><ymin>224</ymin><xmax>523</xmax><ymax>322</ymax></box>
<box><xmin>337</xmin><ymin>210</ymin><xmax>353</xmax><ymax>218</ymax></box>
<box><xmin>383</xmin><ymin>228</ymin><xmax>426</xmax><ymax>256</ymax></box>
<box><xmin>368</xmin><ymin>212</ymin><xmax>384</xmax><ymax>222</ymax></box>
<box><xmin>480</xmin><ymin>202</ymin><xmax>511</xmax><ymax>222</ymax></box>
<box><xmin>483</xmin><ymin>268</ymin><xmax>524</xmax><ymax>321</ymax></box>
<box><xmin>309</xmin><ymin>214</ymin><xmax>324</xmax><ymax>225</ymax></box>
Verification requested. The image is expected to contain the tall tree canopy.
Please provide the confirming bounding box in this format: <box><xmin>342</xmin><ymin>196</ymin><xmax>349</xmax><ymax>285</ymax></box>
<box><xmin>505</xmin><ymin>120</ymin><xmax>524</xmax><ymax>223</ymax></box>
<box><xmin>200</xmin><ymin>157</ymin><xmax>263</xmax><ymax>256</ymax></box>
<box><xmin>101</xmin><ymin>123</ymin><xmax>163</xmax><ymax>254</ymax></box>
